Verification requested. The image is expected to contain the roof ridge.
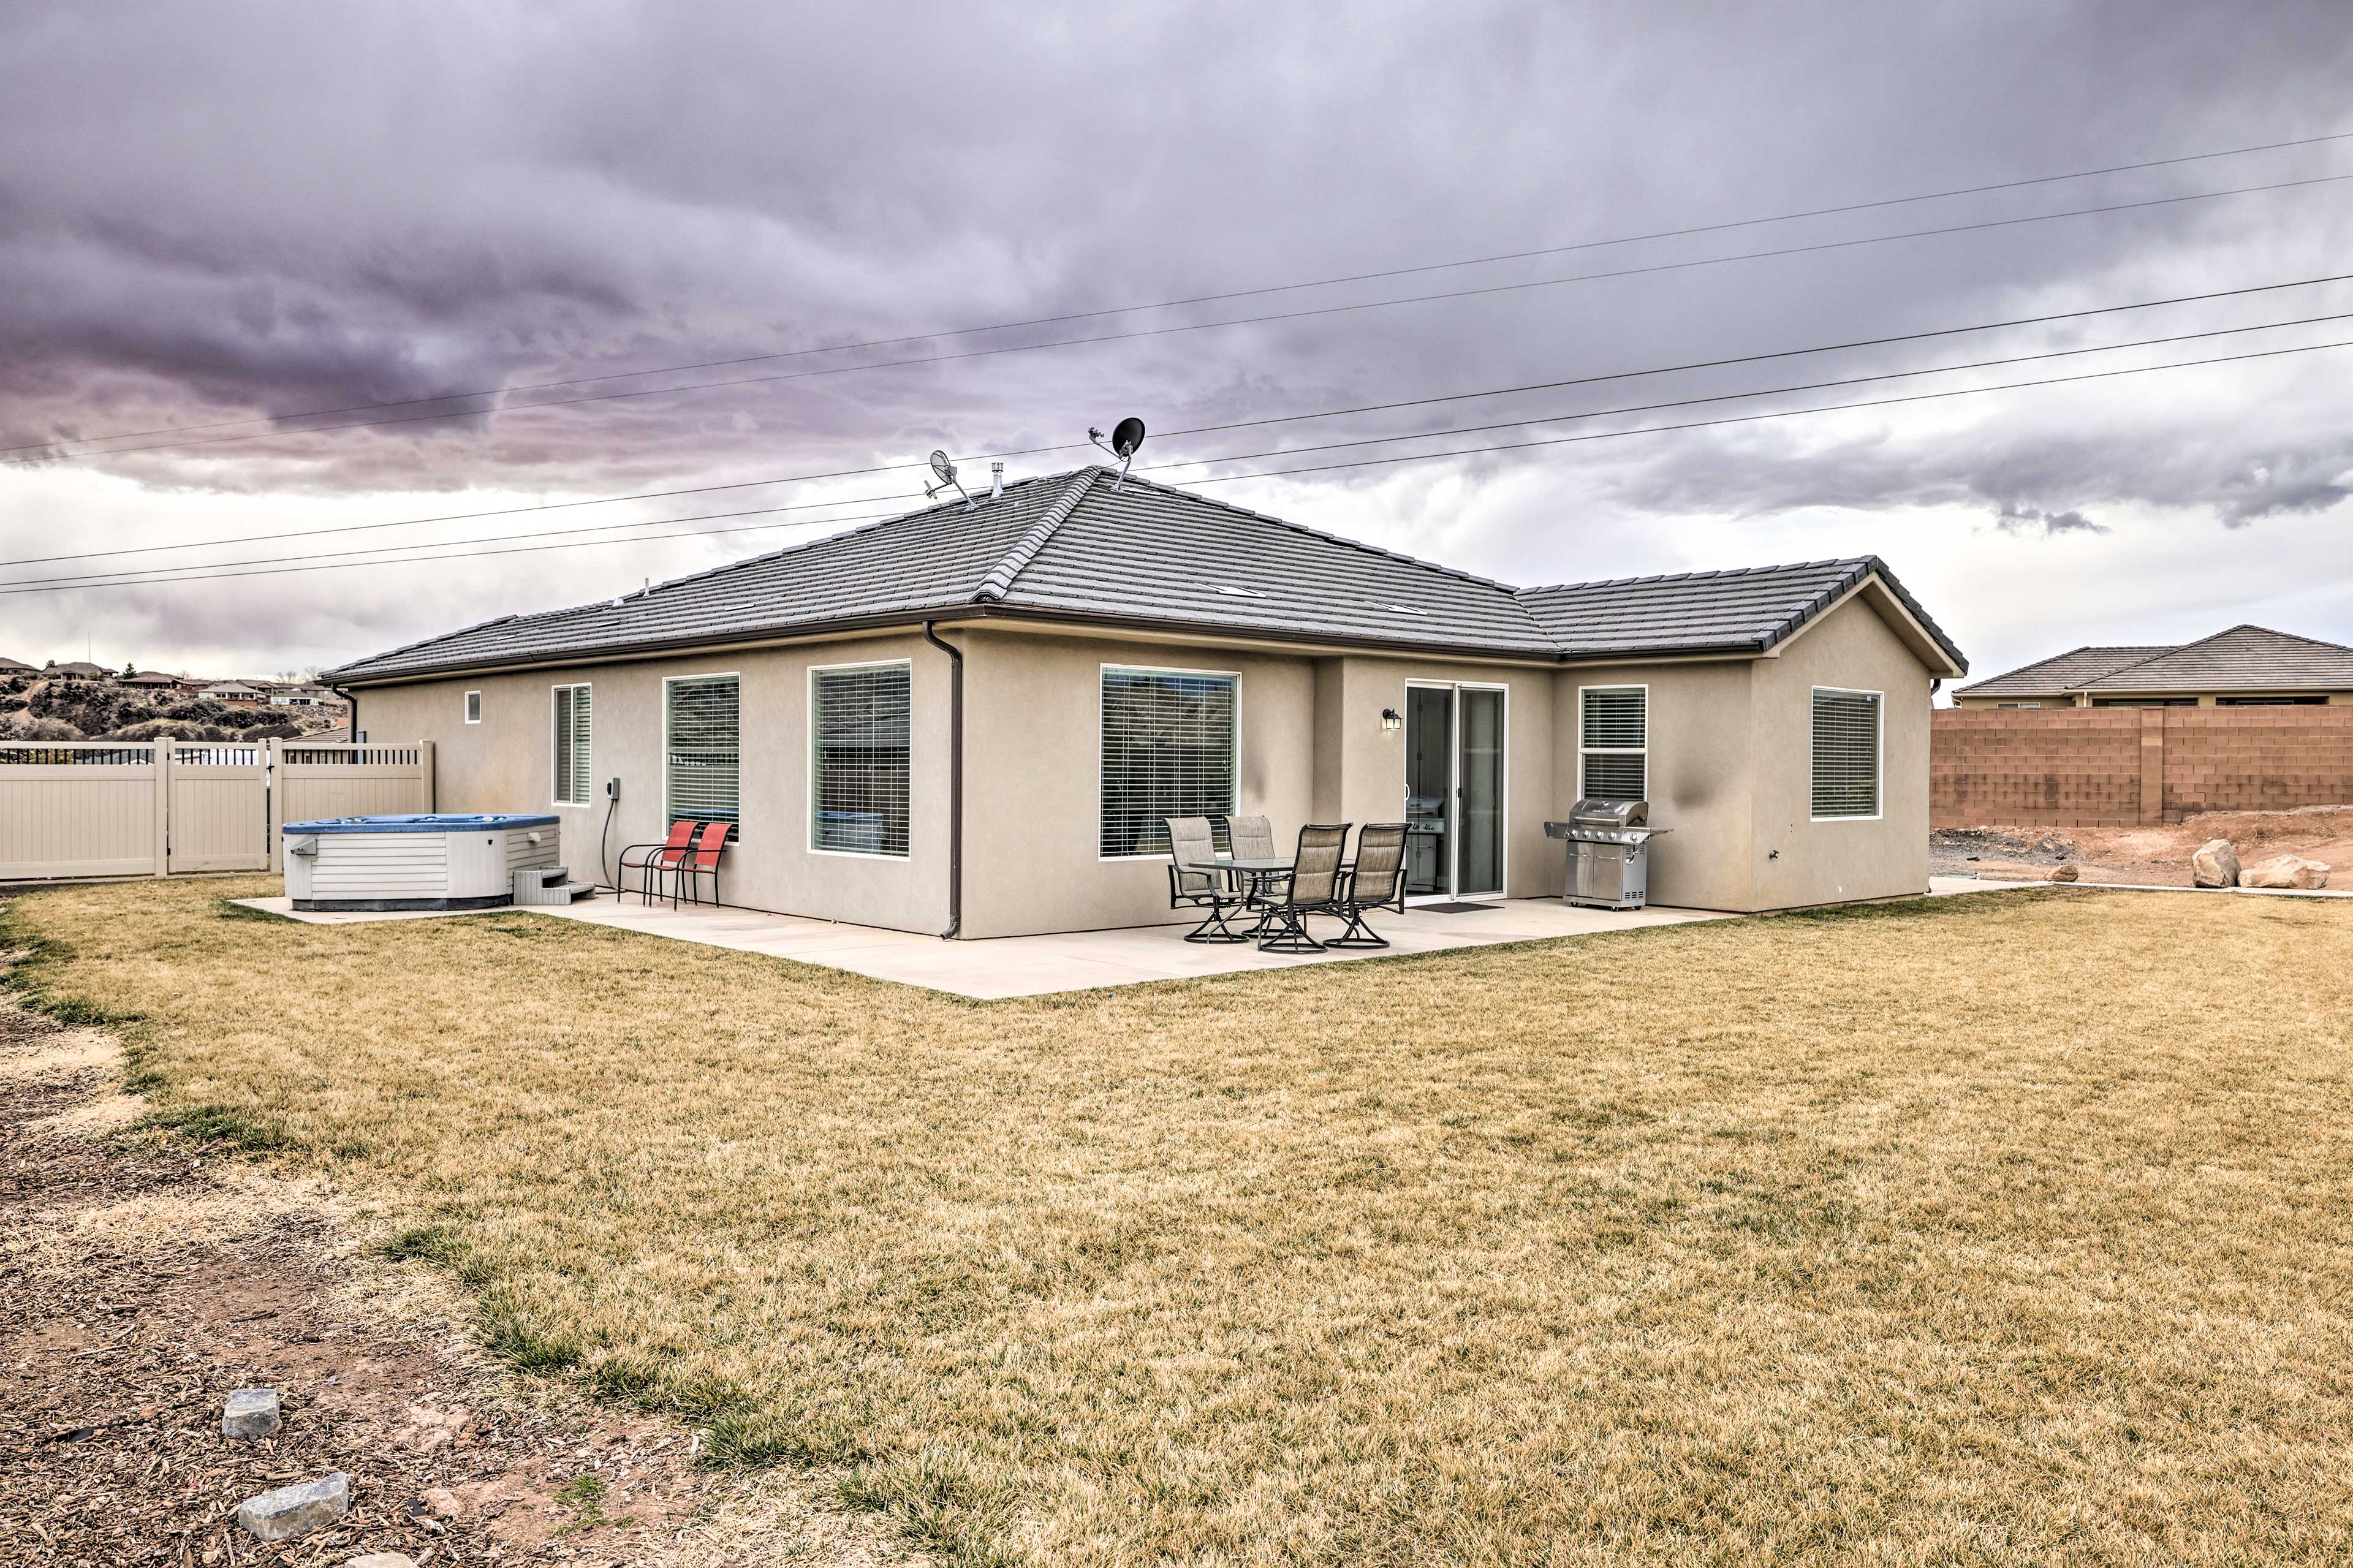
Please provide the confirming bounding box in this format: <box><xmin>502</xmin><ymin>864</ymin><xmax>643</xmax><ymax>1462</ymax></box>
<box><xmin>1514</xmin><ymin>557</ymin><xmax>1866</xmax><ymax>597</ymax></box>
<box><xmin>974</xmin><ymin>469</ymin><xmax>1097</xmax><ymax>602</ymax></box>
<box><xmin>1113</xmin><ymin>469</ymin><xmax>1533</xmax><ymax>598</ymax></box>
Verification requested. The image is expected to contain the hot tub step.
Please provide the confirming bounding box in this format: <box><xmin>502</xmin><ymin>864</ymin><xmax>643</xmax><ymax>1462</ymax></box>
<box><xmin>512</xmin><ymin>867</ymin><xmax>596</xmax><ymax>906</ymax></box>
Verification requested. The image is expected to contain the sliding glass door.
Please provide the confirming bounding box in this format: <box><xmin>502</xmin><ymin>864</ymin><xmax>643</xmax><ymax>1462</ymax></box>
<box><xmin>1402</xmin><ymin>683</ymin><xmax>1506</xmax><ymax>901</ymax></box>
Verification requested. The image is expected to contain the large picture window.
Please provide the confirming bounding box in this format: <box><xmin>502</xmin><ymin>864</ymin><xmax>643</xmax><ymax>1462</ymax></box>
<box><xmin>1811</xmin><ymin>687</ymin><xmax>1882</xmax><ymax>819</ymax></box>
<box><xmin>812</xmin><ymin>663</ymin><xmax>911</xmax><ymax>856</ymax></box>
<box><xmin>1100</xmin><ymin>667</ymin><xmax>1237</xmax><ymax>858</ymax></box>
<box><xmin>1579</xmin><ymin>686</ymin><xmax>1646</xmax><ymax>801</ymax></box>
<box><xmin>551</xmin><ymin>684</ymin><xmax>593</xmax><ymax>806</ymax></box>
<box><xmin>665</xmin><ymin>674</ymin><xmax>740</xmax><ymax>835</ymax></box>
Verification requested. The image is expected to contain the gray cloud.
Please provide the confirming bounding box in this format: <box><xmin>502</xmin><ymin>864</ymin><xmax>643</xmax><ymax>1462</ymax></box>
<box><xmin>1991</xmin><ymin>504</ymin><xmax>2107</xmax><ymax>537</ymax></box>
<box><xmin>0</xmin><ymin>0</ymin><xmax>2349</xmax><ymax>676</ymax></box>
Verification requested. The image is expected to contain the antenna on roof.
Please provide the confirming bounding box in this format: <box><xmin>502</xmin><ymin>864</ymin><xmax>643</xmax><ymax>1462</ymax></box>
<box><xmin>1087</xmin><ymin>417</ymin><xmax>1146</xmax><ymax>491</ymax></box>
<box><xmin>923</xmin><ymin>450</ymin><xmax>976</xmax><ymax>511</ymax></box>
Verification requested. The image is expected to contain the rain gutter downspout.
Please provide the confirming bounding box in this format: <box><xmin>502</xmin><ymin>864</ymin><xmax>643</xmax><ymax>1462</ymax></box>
<box><xmin>921</xmin><ymin>621</ymin><xmax>962</xmax><ymax>939</ymax></box>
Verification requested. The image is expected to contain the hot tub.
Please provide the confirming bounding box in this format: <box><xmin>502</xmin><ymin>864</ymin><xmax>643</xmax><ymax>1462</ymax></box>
<box><xmin>282</xmin><ymin>814</ymin><xmax>561</xmax><ymax>911</ymax></box>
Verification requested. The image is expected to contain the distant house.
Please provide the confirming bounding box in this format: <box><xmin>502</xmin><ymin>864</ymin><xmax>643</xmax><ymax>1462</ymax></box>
<box><xmin>199</xmin><ymin>681</ymin><xmax>267</xmax><ymax>705</ymax></box>
<box><xmin>268</xmin><ymin>686</ymin><xmax>343</xmax><ymax>708</ymax></box>
<box><xmin>1952</xmin><ymin>626</ymin><xmax>2353</xmax><ymax>708</ymax></box>
<box><xmin>121</xmin><ymin>670</ymin><xmax>197</xmax><ymax>692</ymax></box>
<box><xmin>0</xmin><ymin>656</ymin><xmax>34</xmax><ymax>676</ymax></box>
<box><xmin>50</xmin><ymin>661</ymin><xmax>111</xmax><ymax>681</ymax></box>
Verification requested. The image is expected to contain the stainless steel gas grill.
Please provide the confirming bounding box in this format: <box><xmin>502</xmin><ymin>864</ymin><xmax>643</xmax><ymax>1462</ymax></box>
<box><xmin>1543</xmin><ymin>800</ymin><xmax>1670</xmax><ymax>910</ymax></box>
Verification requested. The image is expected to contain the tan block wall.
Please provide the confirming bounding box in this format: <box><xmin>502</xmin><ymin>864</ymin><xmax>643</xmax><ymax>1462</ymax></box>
<box><xmin>1931</xmin><ymin>706</ymin><xmax>2353</xmax><ymax>826</ymax></box>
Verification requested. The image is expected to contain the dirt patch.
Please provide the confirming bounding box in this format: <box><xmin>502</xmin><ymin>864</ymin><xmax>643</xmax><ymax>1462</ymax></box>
<box><xmin>1933</xmin><ymin>804</ymin><xmax>2353</xmax><ymax>886</ymax></box>
<box><xmin>0</xmin><ymin>982</ymin><xmax>903</xmax><ymax>1566</ymax></box>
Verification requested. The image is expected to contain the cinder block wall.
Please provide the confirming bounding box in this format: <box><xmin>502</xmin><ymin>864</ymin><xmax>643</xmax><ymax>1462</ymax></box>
<box><xmin>1931</xmin><ymin>707</ymin><xmax>2353</xmax><ymax>826</ymax></box>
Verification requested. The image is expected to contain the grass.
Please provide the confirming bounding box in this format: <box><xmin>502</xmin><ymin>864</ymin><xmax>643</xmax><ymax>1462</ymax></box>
<box><xmin>7</xmin><ymin>878</ymin><xmax>2352</xmax><ymax>1564</ymax></box>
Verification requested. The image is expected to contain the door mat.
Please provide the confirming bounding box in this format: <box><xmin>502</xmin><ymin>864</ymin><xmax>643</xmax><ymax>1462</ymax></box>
<box><xmin>1418</xmin><ymin>901</ymin><xmax>1502</xmax><ymax>913</ymax></box>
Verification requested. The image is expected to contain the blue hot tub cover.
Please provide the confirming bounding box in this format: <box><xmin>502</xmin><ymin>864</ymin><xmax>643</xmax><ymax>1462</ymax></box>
<box><xmin>280</xmin><ymin>812</ymin><xmax>562</xmax><ymax>836</ymax></box>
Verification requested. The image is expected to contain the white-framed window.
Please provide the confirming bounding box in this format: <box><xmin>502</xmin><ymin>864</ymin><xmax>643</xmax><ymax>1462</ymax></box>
<box><xmin>664</xmin><ymin>673</ymin><xmax>740</xmax><ymax>838</ymax></box>
<box><xmin>1996</xmin><ymin>701</ymin><xmax>2040</xmax><ymax>709</ymax></box>
<box><xmin>811</xmin><ymin>661</ymin><xmax>911</xmax><ymax>857</ymax></box>
<box><xmin>1099</xmin><ymin>665</ymin><xmax>1238</xmax><ymax>859</ymax></box>
<box><xmin>551</xmin><ymin>684</ymin><xmax>593</xmax><ymax>807</ymax></box>
<box><xmin>1811</xmin><ymin>687</ymin><xmax>1883</xmax><ymax>820</ymax></box>
<box><xmin>1578</xmin><ymin>685</ymin><xmax>1646</xmax><ymax>801</ymax></box>
<box><xmin>463</xmin><ymin>690</ymin><xmax>482</xmax><ymax>724</ymax></box>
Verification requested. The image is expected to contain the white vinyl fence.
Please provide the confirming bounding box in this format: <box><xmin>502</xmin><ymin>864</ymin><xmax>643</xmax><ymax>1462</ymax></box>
<box><xmin>0</xmin><ymin>738</ymin><xmax>433</xmax><ymax>883</ymax></box>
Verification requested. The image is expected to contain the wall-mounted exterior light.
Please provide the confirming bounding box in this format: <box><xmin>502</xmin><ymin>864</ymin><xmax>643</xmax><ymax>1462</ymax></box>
<box><xmin>1381</xmin><ymin>707</ymin><xmax>1403</xmax><ymax>732</ymax></box>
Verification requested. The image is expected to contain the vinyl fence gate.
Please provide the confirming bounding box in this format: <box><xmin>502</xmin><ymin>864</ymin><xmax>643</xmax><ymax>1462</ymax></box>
<box><xmin>0</xmin><ymin>739</ymin><xmax>434</xmax><ymax>883</ymax></box>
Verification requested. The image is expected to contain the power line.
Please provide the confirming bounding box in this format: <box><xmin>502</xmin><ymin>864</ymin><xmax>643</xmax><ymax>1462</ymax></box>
<box><xmin>11</xmin><ymin>170</ymin><xmax>2351</xmax><ymax>466</ymax></box>
<box><xmin>11</xmin><ymin>335</ymin><xmax>2347</xmax><ymax>599</ymax></box>
<box><xmin>10</xmin><ymin>268</ymin><xmax>2349</xmax><ymax>572</ymax></box>
<box><xmin>13</xmin><ymin>127</ymin><xmax>2351</xmax><ymax>455</ymax></box>
<box><xmin>17</xmin><ymin>307</ymin><xmax>2351</xmax><ymax>592</ymax></box>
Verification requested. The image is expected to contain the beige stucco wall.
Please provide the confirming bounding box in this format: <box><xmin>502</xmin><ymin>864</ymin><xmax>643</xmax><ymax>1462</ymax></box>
<box><xmin>957</xmin><ymin>629</ymin><xmax>1320</xmax><ymax>939</ymax></box>
<box><xmin>355</xmin><ymin>632</ymin><xmax>953</xmax><ymax>933</ymax></box>
<box><xmin>1745</xmin><ymin>592</ymin><xmax>1934</xmax><ymax>908</ymax></box>
<box><xmin>1548</xmin><ymin>657</ymin><xmax>1758</xmax><ymax>911</ymax></box>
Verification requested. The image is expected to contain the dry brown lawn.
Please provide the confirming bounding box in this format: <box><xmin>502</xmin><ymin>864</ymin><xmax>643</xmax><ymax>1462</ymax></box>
<box><xmin>6</xmin><ymin>879</ymin><xmax>2351</xmax><ymax>1565</ymax></box>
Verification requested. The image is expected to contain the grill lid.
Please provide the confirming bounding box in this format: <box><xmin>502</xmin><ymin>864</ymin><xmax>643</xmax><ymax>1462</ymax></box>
<box><xmin>1545</xmin><ymin>799</ymin><xmax>1667</xmax><ymax>845</ymax></box>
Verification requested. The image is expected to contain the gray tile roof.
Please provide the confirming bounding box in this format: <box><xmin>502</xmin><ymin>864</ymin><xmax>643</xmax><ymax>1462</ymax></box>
<box><xmin>2073</xmin><ymin>625</ymin><xmax>2353</xmax><ymax>692</ymax></box>
<box><xmin>326</xmin><ymin>468</ymin><xmax>1968</xmax><ymax>681</ymax></box>
<box><xmin>1952</xmin><ymin>645</ymin><xmax>2174</xmax><ymax>698</ymax></box>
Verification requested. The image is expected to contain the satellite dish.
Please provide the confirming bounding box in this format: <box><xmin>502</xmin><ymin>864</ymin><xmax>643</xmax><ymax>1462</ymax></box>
<box><xmin>1088</xmin><ymin>415</ymin><xmax>1148</xmax><ymax>490</ymax></box>
<box><xmin>922</xmin><ymin>448</ymin><xmax>976</xmax><ymax>510</ymax></box>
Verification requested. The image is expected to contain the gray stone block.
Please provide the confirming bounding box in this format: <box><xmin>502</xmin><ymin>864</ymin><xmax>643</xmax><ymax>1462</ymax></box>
<box><xmin>221</xmin><ymin>1387</ymin><xmax>281</xmax><ymax>1439</ymax></box>
<box><xmin>236</xmin><ymin>1472</ymin><xmax>349</xmax><ymax>1542</ymax></box>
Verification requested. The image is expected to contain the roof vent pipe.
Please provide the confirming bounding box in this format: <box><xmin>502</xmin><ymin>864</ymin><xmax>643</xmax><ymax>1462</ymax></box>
<box><xmin>990</xmin><ymin>462</ymin><xmax>1004</xmax><ymax>501</ymax></box>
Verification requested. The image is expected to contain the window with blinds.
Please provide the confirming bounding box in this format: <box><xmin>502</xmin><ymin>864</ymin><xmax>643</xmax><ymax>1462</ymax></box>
<box><xmin>1579</xmin><ymin>686</ymin><xmax>1646</xmax><ymax>801</ymax></box>
<box><xmin>551</xmin><ymin>684</ymin><xmax>593</xmax><ymax>805</ymax></box>
<box><xmin>1100</xmin><ymin>667</ymin><xmax>1237</xmax><ymax>858</ymax></box>
<box><xmin>665</xmin><ymin>675</ymin><xmax>740</xmax><ymax>835</ymax></box>
<box><xmin>1811</xmin><ymin>688</ymin><xmax>1882</xmax><ymax>819</ymax></box>
<box><xmin>812</xmin><ymin>664</ymin><xmax>910</xmax><ymax>856</ymax></box>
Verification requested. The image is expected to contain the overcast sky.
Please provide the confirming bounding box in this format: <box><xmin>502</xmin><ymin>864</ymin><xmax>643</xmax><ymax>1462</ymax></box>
<box><xmin>3</xmin><ymin>1</ymin><xmax>2349</xmax><ymax>690</ymax></box>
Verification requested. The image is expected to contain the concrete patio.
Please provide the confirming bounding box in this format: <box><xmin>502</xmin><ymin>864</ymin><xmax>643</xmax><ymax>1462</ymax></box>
<box><xmin>235</xmin><ymin>892</ymin><xmax>1736</xmax><ymax>999</ymax></box>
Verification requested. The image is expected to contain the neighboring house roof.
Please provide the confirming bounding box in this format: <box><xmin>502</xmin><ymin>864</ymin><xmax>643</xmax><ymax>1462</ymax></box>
<box><xmin>203</xmin><ymin>681</ymin><xmax>265</xmax><ymax>695</ymax></box>
<box><xmin>2074</xmin><ymin>624</ymin><xmax>2353</xmax><ymax>694</ymax></box>
<box><xmin>1957</xmin><ymin>625</ymin><xmax>2353</xmax><ymax>698</ymax></box>
<box><xmin>121</xmin><ymin>670</ymin><xmax>183</xmax><ymax>685</ymax></box>
<box><xmin>50</xmin><ymin>661</ymin><xmax>110</xmax><ymax>678</ymax></box>
<box><xmin>327</xmin><ymin>468</ymin><xmax>1968</xmax><ymax>683</ymax></box>
<box><xmin>0</xmin><ymin>657</ymin><xmax>34</xmax><ymax>673</ymax></box>
<box><xmin>1953</xmin><ymin>645</ymin><xmax>2174</xmax><ymax>699</ymax></box>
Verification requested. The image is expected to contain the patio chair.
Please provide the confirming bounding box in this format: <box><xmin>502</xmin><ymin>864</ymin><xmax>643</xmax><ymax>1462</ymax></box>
<box><xmin>675</xmin><ymin>820</ymin><xmax>734</xmax><ymax>908</ymax></box>
<box><xmin>1256</xmin><ymin>822</ymin><xmax>1351</xmax><ymax>953</ymax></box>
<box><xmin>1222</xmin><ymin>813</ymin><xmax>1290</xmax><ymax>904</ymax></box>
<box><xmin>1325</xmin><ymin>822</ymin><xmax>1408</xmax><ymax>948</ymax></box>
<box><xmin>617</xmin><ymin>819</ymin><xmax>697</xmax><ymax>906</ymax></box>
<box><xmin>1165</xmin><ymin>816</ymin><xmax>1248</xmax><ymax>943</ymax></box>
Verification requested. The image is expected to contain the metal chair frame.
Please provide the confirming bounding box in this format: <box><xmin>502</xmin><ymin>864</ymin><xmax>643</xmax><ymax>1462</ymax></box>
<box><xmin>617</xmin><ymin>820</ymin><xmax>697</xmax><ymax>906</ymax></box>
<box><xmin>1257</xmin><ymin>822</ymin><xmax>1351</xmax><ymax>953</ymax></box>
<box><xmin>1325</xmin><ymin>822</ymin><xmax>1408</xmax><ymax>947</ymax></box>
<box><xmin>1164</xmin><ymin>816</ymin><xmax>1249</xmax><ymax>943</ymax></box>
<box><xmin>674</xmin><ymin>820</ymin><xmax>734</xmax><ymax>908</ymax></box>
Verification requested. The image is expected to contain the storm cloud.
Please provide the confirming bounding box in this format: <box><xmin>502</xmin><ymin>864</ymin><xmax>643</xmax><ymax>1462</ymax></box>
<box><xmin>1</xmin><ymin>1</ymin><xmax>2349</xmax><ymax>684</ymax></box>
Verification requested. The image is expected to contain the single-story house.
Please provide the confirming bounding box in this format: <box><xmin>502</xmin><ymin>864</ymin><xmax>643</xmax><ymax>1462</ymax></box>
<box><xmin>120</xmin><ymin>669</ymin><xmax>198</xmax><ymax>692</ymax></box>
<box><xmin>199</xmin><ymin>681</ymin><xmax>267</xmax><ymax>705</ymax></box>
<box><xmin>1952</xmin><ymin>625</ymin><xmax>2353</xmax><ymax>708</ymax></box>
<box><xmin>268</xmin><ymin>686</ymin><xmax>343</xmax><ymax>708</ymax></box>
<box><xmin>325</xmin><ymin>468</ymin><xmax>1968</xmax><ymax>938</ymax></box>
<box><xmin>48</xmin><ymin>661</ymin><xmax>112</xmax><ymax>681</ymax></box>
<box><xmin>0</xmin><ymin>656</ymin><xmax>34</xmax><ymax>676</ymax></box>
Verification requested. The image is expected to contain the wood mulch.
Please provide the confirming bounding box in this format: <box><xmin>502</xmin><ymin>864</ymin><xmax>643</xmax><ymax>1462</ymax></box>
<box><xmin>0</xmin><ymin>989</ymin><xmax>712</xmax><ymax>1567</ymax></box>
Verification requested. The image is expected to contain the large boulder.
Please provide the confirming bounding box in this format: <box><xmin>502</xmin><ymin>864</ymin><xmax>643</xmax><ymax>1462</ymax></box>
<box><xmin>2046</xmin><ymin>863</ymin><xmax>2079</xmax><ymax>882</ymax></box>
<box><xmin>2240</xmin><ymin>854</ymin><xmax>2332</xmax><ymax>890</ymax></box>
<box><xmin>2192</xmin><ymin>839</ymin><xmax>2241</xmax><ymax>888</ymax></box>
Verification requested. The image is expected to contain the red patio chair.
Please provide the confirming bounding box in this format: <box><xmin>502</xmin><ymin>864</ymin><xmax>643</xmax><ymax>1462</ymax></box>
<box><xmin>675</xmin><ymin>820</ymin><xmax>733</xmax><ymax>908</ymax></box>
<box><xmin>617</xmin><ymin>820</ymin><xmax>696</xmax><ymax>905</ymax></box>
